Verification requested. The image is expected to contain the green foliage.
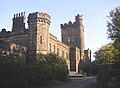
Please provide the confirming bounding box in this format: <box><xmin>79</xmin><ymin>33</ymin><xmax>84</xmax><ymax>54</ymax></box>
<box><xmin>0</xmin><ymin>53</ymin><xmax>69</xmax><ymax>88</ymax></box>
<box><xmin>97</xmin><ymin>66</ymin><xmax>120</xmax><ymax>88</ymax></box>
<box><xmin>80</xmin><ymin>61</ymin><xmax>99</xmax><ymax>76</ymax></box>
<box><xmin>94</xmin><ymin>6</ymin><xmax>120</xmax><ymax>88</ymax></box>
<box><xmin>80</xmin><ymin>62</ymin><xmax>92</xmax><ymax>76</ymax></box>
<box><xmin>94</xmin><ymin>44</ymin><xmax>116</xmax><ymax>65</ymax></box>
<box><xmin>107</xmin><ymin>6</ymin><xmax>120</xmax><ymax>65</ymax></box>
<box><xmin>36</xmin><ymin>53</ymin><xmax>69</xmax><ymax>81</ymax></box>
<box><xmin>0</xmin><ymin>59</ymin><xmax>32</xmax><ymax>88</ymax></box>
<box><xmin>107</xmin><ymin>6</ymin><xmax>120</xmax><ymax>42</ymax></box>
<box><xmin>107</xmin><ymin>6</ymin><xmax>120</xmax><ymax>63</ymax></box>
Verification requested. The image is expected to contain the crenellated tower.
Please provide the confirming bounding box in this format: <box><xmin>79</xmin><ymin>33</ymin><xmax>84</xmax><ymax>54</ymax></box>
<box><xmin>12</xmin><ymin>12</ymin><xmax>26</xmax><ymax>33</ymax></box>
<box><xmin>61</xmin><ymin>14</ymin><xmax>85</xmax><ymax>60</ymax></box>
<box><xmin>28</xmin><ymin>12</ymin><xmax>51</xmax><ymax>62</ymax></box>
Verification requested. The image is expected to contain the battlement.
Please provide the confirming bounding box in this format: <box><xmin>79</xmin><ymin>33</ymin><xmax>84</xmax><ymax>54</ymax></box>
<box><xmin>13</xmin><ymin>12</ymin><xmax>26</xmax><ymax>18</ymax></box>
<box><xmin>0</xmin><ymin>28</ymin><xmax>11</xmax><ymax>37</ymax></box>
<box><xmin>61</xmin><ymin>14</ymin><xmax>83</xmax><ymax>29</ymax></box>
<box><xmin>75</xmin><ymin>14</ymin><xmax>83</xmax><ymax>25</ymax></box>
<box><xmin>28</xmin><ymin>12</ymin><xmax>51</xmax><ymax>25</ymax></box>
<box><xmin>12</xmin><ymin>12</ymin><xmax>26</xmax><ymax>23</ymax></box>
<box><xmin>75</xmin><ymin>14</ymin><xmax>83</xmax><ymax>20</ymax></box>
<box><xmin>61</xmin><ymin>21</ymin><xmax>76</xmax><ymax>28</ymax></box>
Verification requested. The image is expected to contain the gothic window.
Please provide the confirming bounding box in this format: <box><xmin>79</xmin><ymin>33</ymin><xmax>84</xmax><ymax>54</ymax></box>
<box><xmin>40</xmin><ymin>36</ymin><xmax>42</xmax><ymax>44</ymax></box>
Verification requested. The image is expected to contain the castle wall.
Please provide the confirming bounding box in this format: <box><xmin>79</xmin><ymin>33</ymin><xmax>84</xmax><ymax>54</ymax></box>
<box><xmin>75</xmin><ymin>47</ymin><xmax>80</xmax><ymax>73</ymax></box>
<box><xmin>49</xmin><ymin>33</ymin><xmax>70</xmax><ymax>70</ymax></box>
<box><xmin>69</xmin><ymin>47</ymin><xmax>80</xmax><ymax>73</ymax></box>
<box><xmin>0</xmin><ymin>40</ymin><xmax>27</xmax><ymax>61</ymax></box>
<box><xmin>48</xmin><ymin>33</ymin><xmax>58</xmax><ymax>54</ymax></box>
<box><xmin>84</xmin><ymin>49</ymin><xmax>91</xmax><ymax>63</ymax></box>
<box><xmin>0</xmin><ymin>33</ymin><xmax>29</xmax><ymax>48</ymax></box>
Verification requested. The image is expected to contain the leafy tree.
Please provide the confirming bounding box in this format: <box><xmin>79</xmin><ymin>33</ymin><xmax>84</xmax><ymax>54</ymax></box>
<box><xmin>107</xmin><ymin>6</ymin><xmax>120</xmax><ymax>63</ymax></box>
<box><xmin>94</xmin><ymin>6</ymin><xmax>120</xmax><ymax>88</ymax></box>
<box><xmin>0</xmin><ymin>53</ymin><xmax>69</xmax><ymax>88</ymax></box>
<box><xmin>36</xmin><ymin>53</ymin><xmax>69</xmax><ymax>81</ymax></box>
<box><xmin>107</xmin><ymin>6</ymin><xmax>120</xmax><ymax>43</ymax></box>
<box><xmin>94</xmin><ymin>44</ymin><xmax>116</xmax><ymax>65</ymax></box>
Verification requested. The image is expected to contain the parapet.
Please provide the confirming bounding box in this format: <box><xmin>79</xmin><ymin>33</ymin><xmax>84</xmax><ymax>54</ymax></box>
<box><xmin>0</xmin><ymin>28</ymin><xmax>11</xmax><ymax>37</ymax></box>
<box><xmin>61</xmin><ymin>21</ymin><xmax>76</xmax><ymax>29</ymax></box>
<box><xmin>28</xmin><ymin>12</ymin><xmax>51</xmax><ymax>25</ymax></box>
<box><xmin>75</xmin><ymin>14</ymin><xmax>83</xmax><ymax>23</ymax></box>
<box><xmin>13</xmin><ymin>11</ymin><xmax>25</xmax><ymax>18</ymax></box>
<box><xmin>61</xmin><ymin>14</ymin><xmax>83</xmax><ymax>29</ymax></box>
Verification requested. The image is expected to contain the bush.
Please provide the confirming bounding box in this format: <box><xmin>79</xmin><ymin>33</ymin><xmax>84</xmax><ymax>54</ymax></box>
<box><xmin>97</xmin><ymin>64</ymin><xmax>120</xmax><ymax>88</ymax></box>
<box><xmin>0</xmin><ymin>53</ymin><xmax>69</xmax><ymax>88</ymax></box>
<box><xmin>36</xmin><ymin>53</ymin><xmax>69</xmax><ymax>82</ymax></box>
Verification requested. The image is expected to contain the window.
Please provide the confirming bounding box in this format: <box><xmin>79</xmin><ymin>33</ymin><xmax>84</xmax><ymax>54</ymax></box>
<box><xmin>68</xmin><ymin>37</ymin><xmax>70</xmax><ymax>42</ymax></box>
<box><xmin>62</xmin><ymin>50</ymin><xmax>64</xmax><ymax>58</ymax></box>
<box><xmin>54</xmin><ymin>45</ymin><xmax>55</xmax><ymax>53</ymax></box>
<box><xmin>71</xmin><ymin>38</ymin><xmax>74</xmax><ymax>42</ymax></box>
<box><xmin>40</xmin><ymin>36</ymin><xmax>42</xmax><ymax>44</ymax></box>
<box><xmin>49</xmin><ymin>43</ymin><xmax>51</xmax><ymax>53</ymax></box>
<box><xmin>57</xmin><ymin>48</ymin><xmax>59</xmax><ymax>55</ymax></box>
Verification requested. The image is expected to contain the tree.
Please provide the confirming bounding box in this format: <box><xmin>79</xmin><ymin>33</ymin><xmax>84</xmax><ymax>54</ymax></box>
<box><xmin>80</xmin><ymin>62</ymin><xmax>93</xmax><ymax>76</ymax></box>
<box><xmin>107</xmin><ymin>6</ymin><xmax>120</xmax><ymax>43</ymax></box>
<box><xmin>94</xmin><ymin>44</ymin><xmax>116</xmax><ymax>65</ymax></box>
<box><xmin>0</xmin><ymin>53</ymin><xmax>69</xmax><ymax>88</ymax></box>
<box><xmin>94</xmin><ymin>6</ymin><xmax>120</xmax><ymax>88</ymax></box>
<box><xmin>36</xmin><ymin>53</ymin><xmax>69</xmax><ymax>81</ymax></box>
<box><xmin>107</xmin><ymin>6</ymin><xmax>120</xmax><ymax>64</ymax></box>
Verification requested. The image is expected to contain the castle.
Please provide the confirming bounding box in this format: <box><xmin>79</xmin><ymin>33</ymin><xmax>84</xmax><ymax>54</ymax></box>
<box><xmin>0</xmin><ymin>12</ymin><xmax>91</xmax><ymax>74</ymax></box>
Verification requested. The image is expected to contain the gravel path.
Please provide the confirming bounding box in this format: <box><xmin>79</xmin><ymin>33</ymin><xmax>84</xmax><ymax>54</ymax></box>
<box><xmin>53</xmin><ymin>77</ymin><xmax>95</xmax><ymax>88</ymax></box>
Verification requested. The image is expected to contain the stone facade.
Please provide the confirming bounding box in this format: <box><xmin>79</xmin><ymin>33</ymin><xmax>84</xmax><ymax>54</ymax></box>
<box><xmin>0</xmin><ymin>40</ymin><xmax>27</xmax><ymax>62</ymax></box>
<box><xmin>61</xmin><ymin>14</ymin><xmax>91</xmax><ymax>72</ymax></box>
<box><xmin>69</xmin><ymin>47</ymin><xmax>80</xmax><ymax>73</ymax></box>
<box><xmin>84</xmin><ymin>48</ymin><xmax>91</xmax><ymax>63</ymax></box>
<box><xmin>61</xmin><ymin>14</ymin><xmax>85</xmax><ymax>60</ymax></box>
<box><xmin>0</xmin><ymin>12</ymin><xmax>91</xmax><ymax>74</ymax></box>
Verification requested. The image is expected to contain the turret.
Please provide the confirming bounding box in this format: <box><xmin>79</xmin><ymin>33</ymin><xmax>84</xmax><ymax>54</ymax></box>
<box><xmin>75</xmin><ymin>14</ymin><xmax>85</xmax><ymax>60</ymax></box>
<box><xmin>28</xmin><ymin>12</ymin><xmax>51</xmax><ymax>62</ymax></box>
<box><xmin>28</xmin><ymin>12</ymin><xmax>50</xmax><ymax>26</ymax></box>
<box><xmin>75</xmin><ymin>14</ymin><xmax>83</xmax><ymax>26</ymax></box>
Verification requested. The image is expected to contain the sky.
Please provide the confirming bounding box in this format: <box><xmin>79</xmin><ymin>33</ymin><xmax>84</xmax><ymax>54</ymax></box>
<box><xmin>0</xmin><ymin>0</ymin><xmax>120</xmax><ymax>61</ymax></box>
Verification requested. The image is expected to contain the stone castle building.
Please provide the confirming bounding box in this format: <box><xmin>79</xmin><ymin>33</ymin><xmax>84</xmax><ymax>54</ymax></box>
<box><xmin>0</xmin><ymin>12</ymin><xmax>91</xmax><ymax>74</ymax></box>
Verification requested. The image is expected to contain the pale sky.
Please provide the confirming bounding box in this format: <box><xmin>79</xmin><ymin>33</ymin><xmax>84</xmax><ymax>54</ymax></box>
<box><xmin>0</xmin><ymin>0</ymin><xmax>120</xmax><ymax>61</ymax></box>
